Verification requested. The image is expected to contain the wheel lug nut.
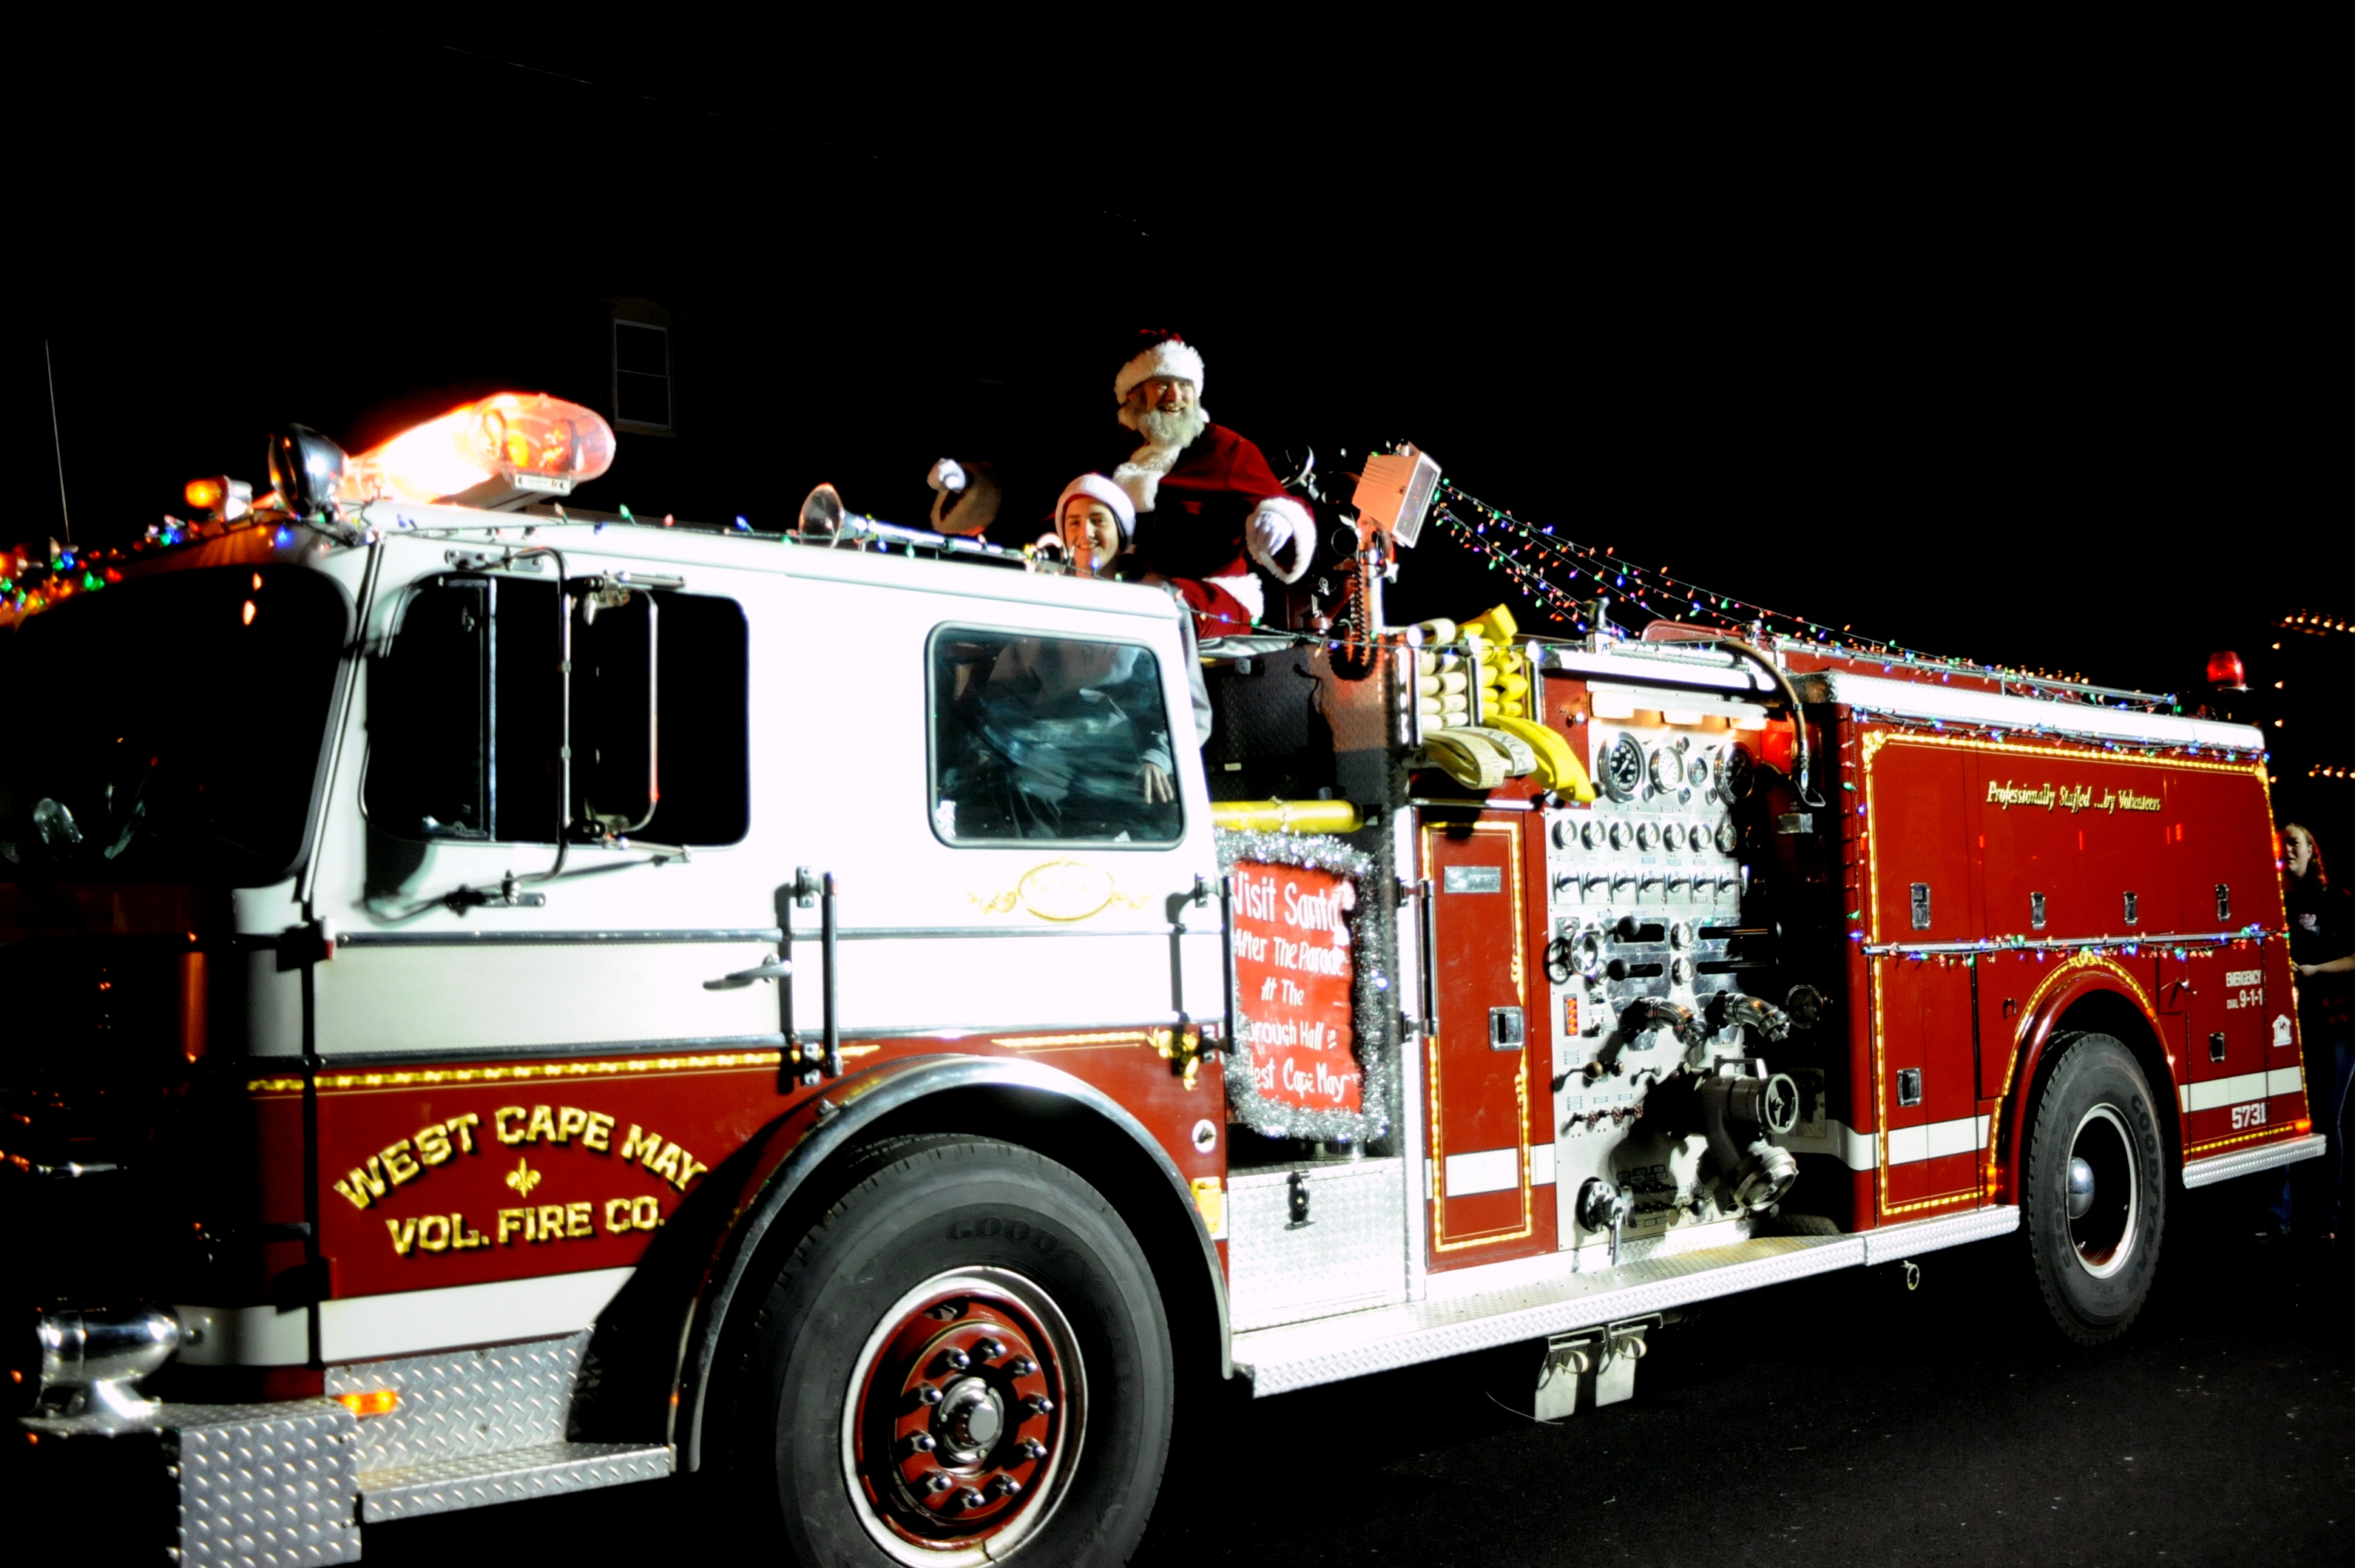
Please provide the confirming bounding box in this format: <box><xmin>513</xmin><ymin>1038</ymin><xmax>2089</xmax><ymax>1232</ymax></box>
<box><xmin>956</xmin><ymin>1487</ymin><xmax>986</xmax><ymax>1510</ymax></box>
<box><xmin>975</xmin><ymin>1337</ymin><xmax>1006</xmax><ymax>1360</ymax></box>
<box><xmin>905</xmin><ymin>1433</ymin><xmax>937</xmax><ymax>1455</ymax></box>
<box><xmin>1007</xmin><ymin>1356</ymin><xmax>1038</xmax><ymax>1376</ymax></box>
<box><xmin>918</xmin><ymin>1385</ymin><xmax>944</xmax><ymax>1406</ymax></box>
<box><xmin>922</xmin><ymin>1473</ymin><xmax>952</xmax><ymax>1496</ymax></box>
<box><xmin>1021</xmin><ymin>1394</ymin><xmax>1053</xmax><ymax>1416</ymax></box>
<box><xmin>942</xmin><ymin>1348</ymin><xmax>971</xmax><ymax>1371</ymax></box>
<box><xmin>1017</xmin><ymin>1437</ymin><xmax>1047</xmax><ymax>1460</ymax></box>
<box><xmin>987</xmin><ymin>1475</ymin><xmax>1022</xmax><ymax>1499</ymax></box>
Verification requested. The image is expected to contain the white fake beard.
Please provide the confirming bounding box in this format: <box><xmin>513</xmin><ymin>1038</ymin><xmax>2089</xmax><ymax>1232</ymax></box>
<box><xmin>1118</xmin><ymin>402</ymin><xmax>1209</xmax><ymax>452</ymax></box>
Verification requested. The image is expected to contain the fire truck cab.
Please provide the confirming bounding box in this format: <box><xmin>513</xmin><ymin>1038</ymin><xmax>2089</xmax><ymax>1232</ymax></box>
<box><xmin>1</xmin><ymin>402</ymin><xmax>2321</xmax><ymax>1567</ymax></box>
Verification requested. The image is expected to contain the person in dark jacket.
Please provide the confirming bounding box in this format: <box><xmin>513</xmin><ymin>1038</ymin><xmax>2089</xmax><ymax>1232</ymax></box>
<box><xmin>2266</xmin><ymin>822</ymin><xmax>2354</xmax><ymax>1240</ymax></box>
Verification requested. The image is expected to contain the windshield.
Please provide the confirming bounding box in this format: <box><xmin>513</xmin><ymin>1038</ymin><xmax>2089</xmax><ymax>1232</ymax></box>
<box><xmin>0</xmin><ymin>564</ymin><xmax>351</xmax><ymax>884</ymax></box>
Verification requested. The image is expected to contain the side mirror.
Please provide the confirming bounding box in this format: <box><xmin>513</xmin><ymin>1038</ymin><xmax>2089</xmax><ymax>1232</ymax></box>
<box><xmin>266</xmin><ymin>425</ymin><xmax>349</xmax><ymax>519</ymax></box>
<box><xmin>570</xmin><ymin>584</ymin><xmax>658</xmax><ymax>838</ymax></box>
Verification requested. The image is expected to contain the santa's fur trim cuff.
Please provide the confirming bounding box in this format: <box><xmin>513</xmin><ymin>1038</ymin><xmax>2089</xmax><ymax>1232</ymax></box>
<box><xmin>1246</xmin><ymin>496</ymin><xmax>1315</xmax><ymax>583</ymax></box>
<box><xmin>1114</xmin><ymin>337</ymin><xmax>1207</xmax><ymax>402</ymax></box>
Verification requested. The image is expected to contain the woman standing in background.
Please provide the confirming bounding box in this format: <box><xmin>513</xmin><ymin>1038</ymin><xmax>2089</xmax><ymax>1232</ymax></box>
<box><xmin>2271</xmin><ymin>822</ymin><xmax>2355</xmax><ymax>1241</ymax></box>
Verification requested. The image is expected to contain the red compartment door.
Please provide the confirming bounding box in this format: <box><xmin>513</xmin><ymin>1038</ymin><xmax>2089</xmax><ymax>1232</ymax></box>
<box><xmin>1423</xmin><ymin>820</ymin><xmax>1535</xmax><ymax>1263</ymax></box>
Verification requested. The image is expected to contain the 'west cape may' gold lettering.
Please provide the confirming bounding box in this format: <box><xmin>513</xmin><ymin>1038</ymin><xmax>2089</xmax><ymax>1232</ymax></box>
<box><xmin>1985</xmin><ymin>780</ymin><xmax>2165</xmax><ymax>815</ymax></box>
<box><xmin>335</xmin><ymin>1104</ymin><xmax>703</xmax><ymax>1212</ymax></box>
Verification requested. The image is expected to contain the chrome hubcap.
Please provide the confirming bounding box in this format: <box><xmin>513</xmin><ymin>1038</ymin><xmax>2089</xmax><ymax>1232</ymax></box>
<box><xmin>2065</xmin><ymin>1155</ymin><xmax>2095</xmax><ymax>1220</ymax></box>
<box><xmin>2067</xmin><ymin>1106</ymin><xmax>2138</xmax><ymax>1279</ymax></box>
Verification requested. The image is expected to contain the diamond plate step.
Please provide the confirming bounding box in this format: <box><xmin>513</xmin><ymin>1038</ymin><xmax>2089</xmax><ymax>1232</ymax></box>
<box><xmin>358</xmin><ymin>1440</ymin><xmax>673</xmax><ymax>1522</ymax></box>
<box><xmin>1233</xmin><ymin>1206</ymin><xmax>2018</xmax><ymax>1396</ymax></box>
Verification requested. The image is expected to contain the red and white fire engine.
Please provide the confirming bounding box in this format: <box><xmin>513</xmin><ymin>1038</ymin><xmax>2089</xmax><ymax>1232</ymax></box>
<box><xmin>1</xmin><ymin>396</ymin><xmax>2320</xmax><ymax>1566</ymax></box>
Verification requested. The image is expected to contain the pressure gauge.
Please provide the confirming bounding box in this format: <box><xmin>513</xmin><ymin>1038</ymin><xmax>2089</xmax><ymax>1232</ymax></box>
<box><xmin>1686</xmin><ymin>751</ymin><xmax>1712</xmax><ymax>794</ymax></box>
<box><xmin>1649</xmin><ymin>744</ymin><xmax>1686</xmax><ymax>794</ymax></box>
<box><xmin>1715</xmin><ymin>820</ymin><xmax>1739</xmax><ymax>854</ymax></box>
<box><xmin>1720</xmin><ymin>744</ymin><xmax>1754</xmax><ymax>803</ymax></box>
<box><xmin>1635</xmin><ymin>822</ymin><xmax>1659</xmax><ymax>851</ymax></box>
<box><xmin>1609</xmin><ymin>820</ymin><xmax>1632</xmax><ymax>851</ymax></box>
<box><xmin>1660</xmin><ymin>822</ymin><xmax>1683</xmax><ymax>853</ymax></box>
<box><xmin>1581</xmin><ymin>819</ymin><xmax>1603</xmax><ymax>851</ymax></box>
<box><xmin>1552</xmin><ymin>817</ymin><xmax>1581</xmax><ymax>851</ymax></box>
<box><xmin>1602</xmin><ymin>733</ymin><xmax>1646</xmax><ymax>802</ymax></box>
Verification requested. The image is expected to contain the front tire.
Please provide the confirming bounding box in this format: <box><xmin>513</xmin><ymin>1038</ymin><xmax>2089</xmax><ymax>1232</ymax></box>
<box><xmin>729</xmin><ymin>1137</ymin><xmax>1172</xmax><ymax>1566</ymax></box>
<box><xmin>2022</xmin><ymin>1033</ymin><xmax>2166</xmax><ymax>1344</ymax></box>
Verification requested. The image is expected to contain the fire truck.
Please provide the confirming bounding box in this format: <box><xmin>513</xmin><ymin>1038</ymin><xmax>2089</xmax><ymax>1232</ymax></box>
<box><xmin>1</xmin><ymin>395</ymin><xmax>2321</xmax><ymax>1566</ymax></box>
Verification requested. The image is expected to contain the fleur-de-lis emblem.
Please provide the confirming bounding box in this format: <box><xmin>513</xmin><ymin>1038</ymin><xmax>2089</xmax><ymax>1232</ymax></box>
<box><xmin>506</xmin><ymin>1158</ymin><xmax>541</xmax><ymax>1198</ymax></box>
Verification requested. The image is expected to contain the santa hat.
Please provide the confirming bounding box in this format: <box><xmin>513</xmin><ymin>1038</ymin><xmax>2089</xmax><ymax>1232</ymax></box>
<box><xmin>1113</xmin><ymin>329</ymin><xmax>1206</xmax><ymax>404</ymax></box>
<box><xmin>1055</xmin><ymin>473</ymin><xmax>1138</xmax><ymax>543</ymax></box>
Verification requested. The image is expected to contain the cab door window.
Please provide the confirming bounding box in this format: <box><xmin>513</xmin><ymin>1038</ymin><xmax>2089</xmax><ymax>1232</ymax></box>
<box><xmin>930</xmin><ymin>627</ymin><xmax>1182</xmax><ymax>845</ymax></box>
<box><xmin>366</xmin><ymin>575</ymin><xmax>749</xmax><ymax>846</ymax></box>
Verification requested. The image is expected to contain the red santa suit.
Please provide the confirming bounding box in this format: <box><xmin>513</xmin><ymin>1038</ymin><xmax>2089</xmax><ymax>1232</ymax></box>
<box><xmin>1105</xmin><ymin>334</ymin><xmax>1314</xmax><ymax>641</ymax></box>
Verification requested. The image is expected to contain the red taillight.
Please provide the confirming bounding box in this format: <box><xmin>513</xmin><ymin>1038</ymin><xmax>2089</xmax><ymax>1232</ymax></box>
<box><xmin>2205</xmin><ymin>650</ymin><xmax>2246</xmax><ymax>690</ymax></box>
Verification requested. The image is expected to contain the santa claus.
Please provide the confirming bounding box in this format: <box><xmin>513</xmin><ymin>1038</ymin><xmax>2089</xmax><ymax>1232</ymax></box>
<box><xmin>924</xmin><ymin>331</ymin><xmax>1314</xmax><ymax>638</ymax></box>
<box><xmin>1104</xmin><ymin>331</ymin><xmax>1314</xmax><ymax>638</ymax></box>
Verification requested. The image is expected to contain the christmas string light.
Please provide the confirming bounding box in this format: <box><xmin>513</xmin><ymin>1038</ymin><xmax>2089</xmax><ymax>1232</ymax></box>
<box><xmin>1429</xmin><ymin>479</ymin><xmax>2163</xmax><ymax>708</ymax></box>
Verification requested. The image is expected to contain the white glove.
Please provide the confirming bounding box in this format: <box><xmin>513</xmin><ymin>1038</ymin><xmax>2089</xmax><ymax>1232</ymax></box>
<box><xmin>927</xmin><ymin>458</ymin><xmax>967</xmax><ymax>493</ymax></box>
<box><xmin>1248</xmin><ymin>504</ymin><xmax>1297</xmax><ymax>562</ymax></box>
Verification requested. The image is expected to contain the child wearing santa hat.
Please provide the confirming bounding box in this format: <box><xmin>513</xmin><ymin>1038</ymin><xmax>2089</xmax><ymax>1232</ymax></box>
<box><xmin>1055</xmin><ymin>472</ymin><xmax>1256</xmax><ymax>644</ymax></box>
<box><xmin>1053</xmin><ymin>473</ymin><xmax>1214</xmax><ymax>746</ymax></box>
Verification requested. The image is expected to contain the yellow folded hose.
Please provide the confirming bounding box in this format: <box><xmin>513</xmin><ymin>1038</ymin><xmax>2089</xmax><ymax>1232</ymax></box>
<box><xmin>1422</xmin><ymin>728</ymin><xmax>1510</xmax><ymax>791</ymax></box>
<box><xmin>1490</xmin><ymin>715</ymin><xmax>1598</xmax><ymax>801</ymax></box>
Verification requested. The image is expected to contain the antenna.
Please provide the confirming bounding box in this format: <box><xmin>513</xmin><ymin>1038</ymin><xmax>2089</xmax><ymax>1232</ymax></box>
<box><xmin>44</xmin><ymin>339</ymin><xmax>72</xmax><ymax>546</ymax></box>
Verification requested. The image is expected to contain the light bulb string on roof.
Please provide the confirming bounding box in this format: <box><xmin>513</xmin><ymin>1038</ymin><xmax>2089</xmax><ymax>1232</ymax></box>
<box><xmin>1431</xmin><ymin>479</ymin><xmax>2149</xmax><ymax>704</ymax></box>
<box><xmin>1438</xmin><ymin>478</ymin><xmax>1928</xmax><ymax>655</ymax></box>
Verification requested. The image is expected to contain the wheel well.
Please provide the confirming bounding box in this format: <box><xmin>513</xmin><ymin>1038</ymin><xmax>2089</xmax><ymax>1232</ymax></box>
<box><xmin>846</xmin><ymin>1087</ymin><xmax>1226</xmax><ymax>1390</ymax></box>
<box><xmin>2038</xmin><ymin>992</ymin><xmax>2182</xmax><ymax>1179</ymax></box>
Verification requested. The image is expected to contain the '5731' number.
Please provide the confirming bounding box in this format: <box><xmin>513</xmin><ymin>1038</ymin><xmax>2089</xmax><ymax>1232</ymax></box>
<box><xmin>2230</xmin><ymin>1101</ymin><xmax>2268</xmax><ymax>1130</ymax></box>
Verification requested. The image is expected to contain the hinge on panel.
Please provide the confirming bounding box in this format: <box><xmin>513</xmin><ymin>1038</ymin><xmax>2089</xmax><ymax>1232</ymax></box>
<box><xmin>1909</xmin><ymin>882</ymin><xmax>1931</xmax><ymax>931</ymax></box>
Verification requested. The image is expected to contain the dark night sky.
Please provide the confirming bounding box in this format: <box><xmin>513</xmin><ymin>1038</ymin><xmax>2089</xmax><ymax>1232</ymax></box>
<box><xmin>11</xmin><ymin>25</ymin><xmax>2344</xmax><ymax>820</ymax></box>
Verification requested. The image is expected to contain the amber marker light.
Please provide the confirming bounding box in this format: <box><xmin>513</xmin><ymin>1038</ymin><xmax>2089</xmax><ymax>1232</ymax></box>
<box><xmin>184</xmin><ymin>477</ymin><xmax>226</xmax><ymax>511</ymax></box>
<box><xmin>2295</xmin><ymin>1118</ymin><xmax>2312</xmax><ymax>1135</ymax></box>
<box><xmin>334</xmin><ymin>1389</ymin><xmax>399</xmax><ymax>1416</ymax></box>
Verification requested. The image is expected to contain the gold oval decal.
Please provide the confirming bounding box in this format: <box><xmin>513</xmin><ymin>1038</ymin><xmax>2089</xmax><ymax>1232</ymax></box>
<box><xmin>1017</xmin><ymin>859</ymin><xmax>1118</xmax><ymax>922</ymax></box>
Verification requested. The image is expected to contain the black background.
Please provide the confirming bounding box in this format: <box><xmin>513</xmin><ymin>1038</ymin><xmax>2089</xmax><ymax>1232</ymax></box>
<box><xmin>9</xmin><ymin>24</ymin><xmax>2345</xmax><ymax>837</ymax></box>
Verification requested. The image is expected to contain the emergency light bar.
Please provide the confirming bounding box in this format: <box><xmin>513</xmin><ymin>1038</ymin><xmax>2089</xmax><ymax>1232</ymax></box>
<box><xmin>341</xmin><ymin>393</ymin><xmax>616</xmax><ymax>511</ymax></box>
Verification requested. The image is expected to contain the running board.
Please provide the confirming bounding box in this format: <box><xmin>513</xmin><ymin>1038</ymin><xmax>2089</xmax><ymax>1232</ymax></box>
<box><xmin>358</xmin><ymin>1441</ymin><xmax>673</xmax><ymax>1523</ymax></box>
<box><xmin>1232</xmin><ymin>1206</ymin><xmax>2019</xmax><ymax>1396</ymax></box>
<box><xmin>2181</xmin><ymin>1133</ymin><xmax>2326</xmax><ymax>1189</ymax></box>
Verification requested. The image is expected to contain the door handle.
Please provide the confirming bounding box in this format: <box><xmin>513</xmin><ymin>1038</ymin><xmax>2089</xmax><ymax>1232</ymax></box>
<box><xmin>705</xmin><ymin>957</ymin><xmax>791</xmax><ymax>991</ymax></box>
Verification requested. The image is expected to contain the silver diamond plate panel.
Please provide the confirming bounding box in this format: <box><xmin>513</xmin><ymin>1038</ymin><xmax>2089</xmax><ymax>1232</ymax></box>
<box><xmin>359</xmin><ymin>1440</ymin><xmax>674</xmax><ymax>1522</ymax></box>
<box><xmin>1226</xmin><ymin>1158</ymin><xmax>1409</xmax><ymax>1332</ymax></box>
<box><xmin>1857</xmin><ymin>1203</ymin><xmax>2018</xmax><ymax>1264</ymax></box>
<box><xmin>172</xmin><ymin>1401</ymin><xmax>363</xmax><ymax>1568</ymax></box>
<box><xmin>1234</xmin><ymin>1206</ymin><xmax>2020</xmax><ymax>1396</ymax></box>
<box><xmin>2181</xmin><ymin>1132</ymin><xmax>2328</xmax><ymax>1189</ymax></box>
<box><xmin>328</xmin><ymin>1330</ymin><xmax>587</xmax><ymax>1472</ymax></box>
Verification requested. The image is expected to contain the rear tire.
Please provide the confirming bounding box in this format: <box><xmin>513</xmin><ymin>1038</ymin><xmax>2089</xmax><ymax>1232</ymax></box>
<box><xmin>729</xmin><ymin>1137</ymin><xmax>1172</xmax><ymax>1566</ymax></box>
<box><xmin>2022</xmin><ymin>1033</ymin><xmax>2166</xmax><ymax>1344</ymax></box>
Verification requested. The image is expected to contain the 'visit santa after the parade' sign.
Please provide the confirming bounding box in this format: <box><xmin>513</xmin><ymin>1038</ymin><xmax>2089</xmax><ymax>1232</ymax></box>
<box><xmin>1230</xmin><ymin>860</ymin><xmax>1361</xmax><ymax>1115</ymax></box>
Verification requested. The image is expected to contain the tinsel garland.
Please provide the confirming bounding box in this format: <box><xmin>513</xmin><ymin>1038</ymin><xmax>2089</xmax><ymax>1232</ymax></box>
<box><xmin>1215</xmin><ymin>828</ymin><xmax>1396</xmax><ymax>1146</ymax></box>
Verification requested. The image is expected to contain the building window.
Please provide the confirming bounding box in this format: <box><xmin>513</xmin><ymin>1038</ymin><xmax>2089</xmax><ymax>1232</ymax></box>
<box><xmin>613</xmin><ymin>319</ymin><xmax>672</xmax><ymax>432</ymax></box>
